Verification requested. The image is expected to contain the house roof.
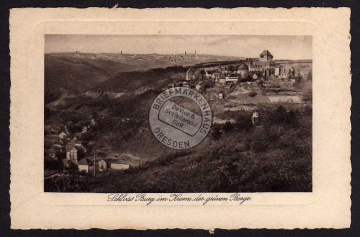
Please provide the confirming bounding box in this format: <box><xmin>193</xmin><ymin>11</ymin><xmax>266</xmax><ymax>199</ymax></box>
<box><xmin>238</xmin><ymin>63</ymin><xmax>248</xmax><ymax>70</ymax></box>
<box><xmin>260</xmin><ymin>50</ymin><xmax>273</xmax><ymax>57</ymax></box>
<box><xmin>78</xmin><ymin>159</ymin><xmax>88</xmax><ymax>165</ymax></box>
<box><xmin>65</xmin><ymin>144</ymin><xmax>75</xmax><ymax>152</ymax></box>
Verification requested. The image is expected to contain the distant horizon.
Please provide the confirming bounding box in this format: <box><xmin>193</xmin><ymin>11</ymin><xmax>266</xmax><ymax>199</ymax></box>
<box><xmin>46</xmin><ymin>51</ymin><xmax>312</xmax><ymax>61</ymax></box>
<box><xmin>45</xmin><ymin>35</ymin><xmax>312</xmax><ymax>60</ymax></box>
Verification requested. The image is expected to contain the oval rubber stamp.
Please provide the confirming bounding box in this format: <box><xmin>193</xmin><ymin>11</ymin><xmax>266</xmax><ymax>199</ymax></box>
<box><xmin>149</xmin><ymin>87</ymin><xmax>212</xmax><ymax>149</ymax></box>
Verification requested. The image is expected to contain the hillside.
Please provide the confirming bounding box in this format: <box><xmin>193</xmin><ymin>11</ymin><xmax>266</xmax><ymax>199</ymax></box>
<box><xmin>93</xmin><ymin>66</ymin><xmax>187</xmax><ymax>93</ymax></box>
<box><xmin>45</xmin><ymin>66</ymin><xmax>189</xmax><ymax>161</ymax></box>
<box><xmin>45</xmin><ymin>53</ymin><xmax>242</xmax><ymax>99</ymax></box>
<box><xmin>44</xmin><ymin>56</ymin><xmax>312</xmax><ymax>193</ymax></box>
<box><xmin>45</xmin><ymin>105</ymin><xmax>312</xmax><ymax>193</ymax></box>
<box><xmin>45</xmin><ymin>55</ymin><xmax>119</xmax><ymax>94</ymax></box>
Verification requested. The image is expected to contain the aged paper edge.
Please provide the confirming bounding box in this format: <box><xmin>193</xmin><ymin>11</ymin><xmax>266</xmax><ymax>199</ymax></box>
<box><xmin>9</xmin><ymin>8</ymin><xmax>351</xmax><ymax>229</ymax></box>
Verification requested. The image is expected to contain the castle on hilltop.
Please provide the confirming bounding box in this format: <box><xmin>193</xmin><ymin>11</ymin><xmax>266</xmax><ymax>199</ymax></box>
<box><xmin>247</xmin><ymin>50</ymin><xmax>286</xmax><ymax>77</ymax></box>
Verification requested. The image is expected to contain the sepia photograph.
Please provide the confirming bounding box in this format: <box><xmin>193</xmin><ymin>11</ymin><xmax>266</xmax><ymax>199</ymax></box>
<box><xmin>9</xmin><ymin>7</ymin><xmax>351</xmax><ymax>230</ymax></box>
<box><xmin>43</xmin><ymin>35</ymin><xmax>313</xmax><ymax>193</ymax></box>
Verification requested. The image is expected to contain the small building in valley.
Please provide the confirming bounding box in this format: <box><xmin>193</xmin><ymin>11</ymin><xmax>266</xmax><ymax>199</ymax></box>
<box><xmin>78</xmin><ymin>158</ymin><xmax>89</xmax><ymax>173</ymax></box>
<box><xmin>225</xmin><ymin>74</ymin><xmax>239</xmax><ymax>83</ymax></box>
<box><xmin>108</xmin><ymin>160</ymin><xmax>130</xmax><ymax>170</ymax></box>
<box><xmin>97</xmin><ymin>159</ymin><xmax>108</xmax><ymax>172</ymax></box>
<box><xmin>66</xmin><ymin>144</ymin><xmax>78</xmax><ymax>162</ymax></box>
<box><xmin>237</xmin><ymin>63</ymin><xmax>249</xmax><ymax>78</ymax></box>
<box><xmin>252</xmin><ymin>111</ymin><xmax>259</xmax><ymax>125</ymax></box>
<box><xmin>58</xmin><ymin>131</ymin><xmax>68</xmax><ymax>139</ymax></box>
<box><xmin>218</xmin><ymin>91</ymin><xmax>225</xmax><ymax>100</ymax></box>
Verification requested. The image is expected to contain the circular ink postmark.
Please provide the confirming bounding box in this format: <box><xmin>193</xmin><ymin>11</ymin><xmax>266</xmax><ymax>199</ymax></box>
<box><xmin>149</xmin><ymin>87</ymin><xmax>212</xmax><ymax>149</ymax></box>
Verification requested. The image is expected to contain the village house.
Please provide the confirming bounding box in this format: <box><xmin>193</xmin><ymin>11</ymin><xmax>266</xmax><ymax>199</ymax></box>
<box><xmin>108</xmin><ymin>160</ymin><xmax>130</xmax><ymax>170</ymax></box>
<box><xmin>66</xmin><ymin>144</ymin><xmax>78</xmax><ymax>162</ymax></box>
<box><xmin>252</xmin><ymin>111</ymin><xmax>259</xmax><ymax>125</ymax></box>
<box><xmin>237</xmin><ymin>63</ymin><xmax>249</xmax><ymax>78</ymax></box>
<box><xmin>58</xmin><ymin>131</ymin><xmax>67</xmax><ymax>139</ymax></box>
<box><xmin>218</xmin><ymin>77</ymin><xmax>226</xmax><ymax>84</ymax></box>
<box><xmin>87</xmin><ymin>159</ymin><xmax>109</xmax><ymax>173</ymax></box>
<box><xmin>264</xmin><ymin>67</ymin><xmax>276</xmax><ymax>77</ymax></box>
<box><xmin>78</xmin><ymin>158</ymin><xmax>89</xmax><ymax>173</ymax></box>
<box><xmin>213</xmin><ymin>118</ymin><xmax>236</xmax><ymax>124</ymax></box>
<box><xmin>97</xmin><ymin>159</ymin><xmax>108</xmax><ymax>172</ymax></box>
<box><xmin>211</xmin><ymin>72</ymin><xmax>221</xmax><ymax>80</ymax></box>
<box><xmin>218</xmin><ymin>78</ymin><xmax>226</xmax><ymax>84</ymax></box>
<box><xmin>225</xmin><ymin>74</ymin><xmax>239</xmax><ymax>83</ymax></box>
<box><xmin>195</xmin><ymin>81</ymin><xmax>203</xmax><ymax>91</ymax></box>
<box><xmin>204</xmin><ymin>70</ymin><xmax>212</xmax><ymax>79</ymax></box>
<box><xmin>218</xmin><ymin>91</ymin><xmax>225</xmax><ymax>100</ymax></box>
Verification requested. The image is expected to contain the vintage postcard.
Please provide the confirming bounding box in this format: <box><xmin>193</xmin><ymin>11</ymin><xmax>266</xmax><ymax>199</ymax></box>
<box><xmin>10</xmin><ymin>8</ymin><xmax>351</xmax><ymax>229</ymax></box>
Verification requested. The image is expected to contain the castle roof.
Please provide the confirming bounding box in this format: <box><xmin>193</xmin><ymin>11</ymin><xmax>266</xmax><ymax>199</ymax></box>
<box><xmin>260</xmin><ymin>50</ymin><xmax>273</xmax><ymax>57</ymax></box>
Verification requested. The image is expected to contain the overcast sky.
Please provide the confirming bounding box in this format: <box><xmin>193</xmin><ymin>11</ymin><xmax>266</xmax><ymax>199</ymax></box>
<box><xmin>45</xmin><ymin>35</ymin><xmax>312</xmax><ymax>60</ymax></box>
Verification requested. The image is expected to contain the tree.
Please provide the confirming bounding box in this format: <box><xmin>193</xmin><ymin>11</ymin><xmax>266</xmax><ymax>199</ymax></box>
<box><xmin>272</xmin><ymin>105</ymin><xmax>287</xmax><ymax>124</ymax></box>
<box><xmin>286</xmin><ymin>110</ymin><xmax>299</xmax><ymax>128</ymax></box>
<box><xmin>235</xmin><ymin>114</ymin><xmax>254</xmax><ymax>132</ymax></box>
<box><xmin>223</xmin><ymin>121</ymin><xmax>234</xmax><ymax>133</ymax></box>
<box><xmin>228</xmin><ymin>65</ymin><xmax>237</xmax><ymax>72</ymax></box>
<box><xmin>303</xmin><ymin>89</ymin><xmax>312</xmax><ymax>102</ymax></box>
<box><xmin>212</xmin><ymin>124</ymin><xmax>221</xmax><ymax>140</ymax></box>
<box><xmin>199</xmin><ymin>69</ymin><xmax>206</xmax><ymax>80</ymax></box>
<box><xmin>201</xmin><ymin>79</ymin><xmax>214</xmax><ymax>91</ymax></box>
